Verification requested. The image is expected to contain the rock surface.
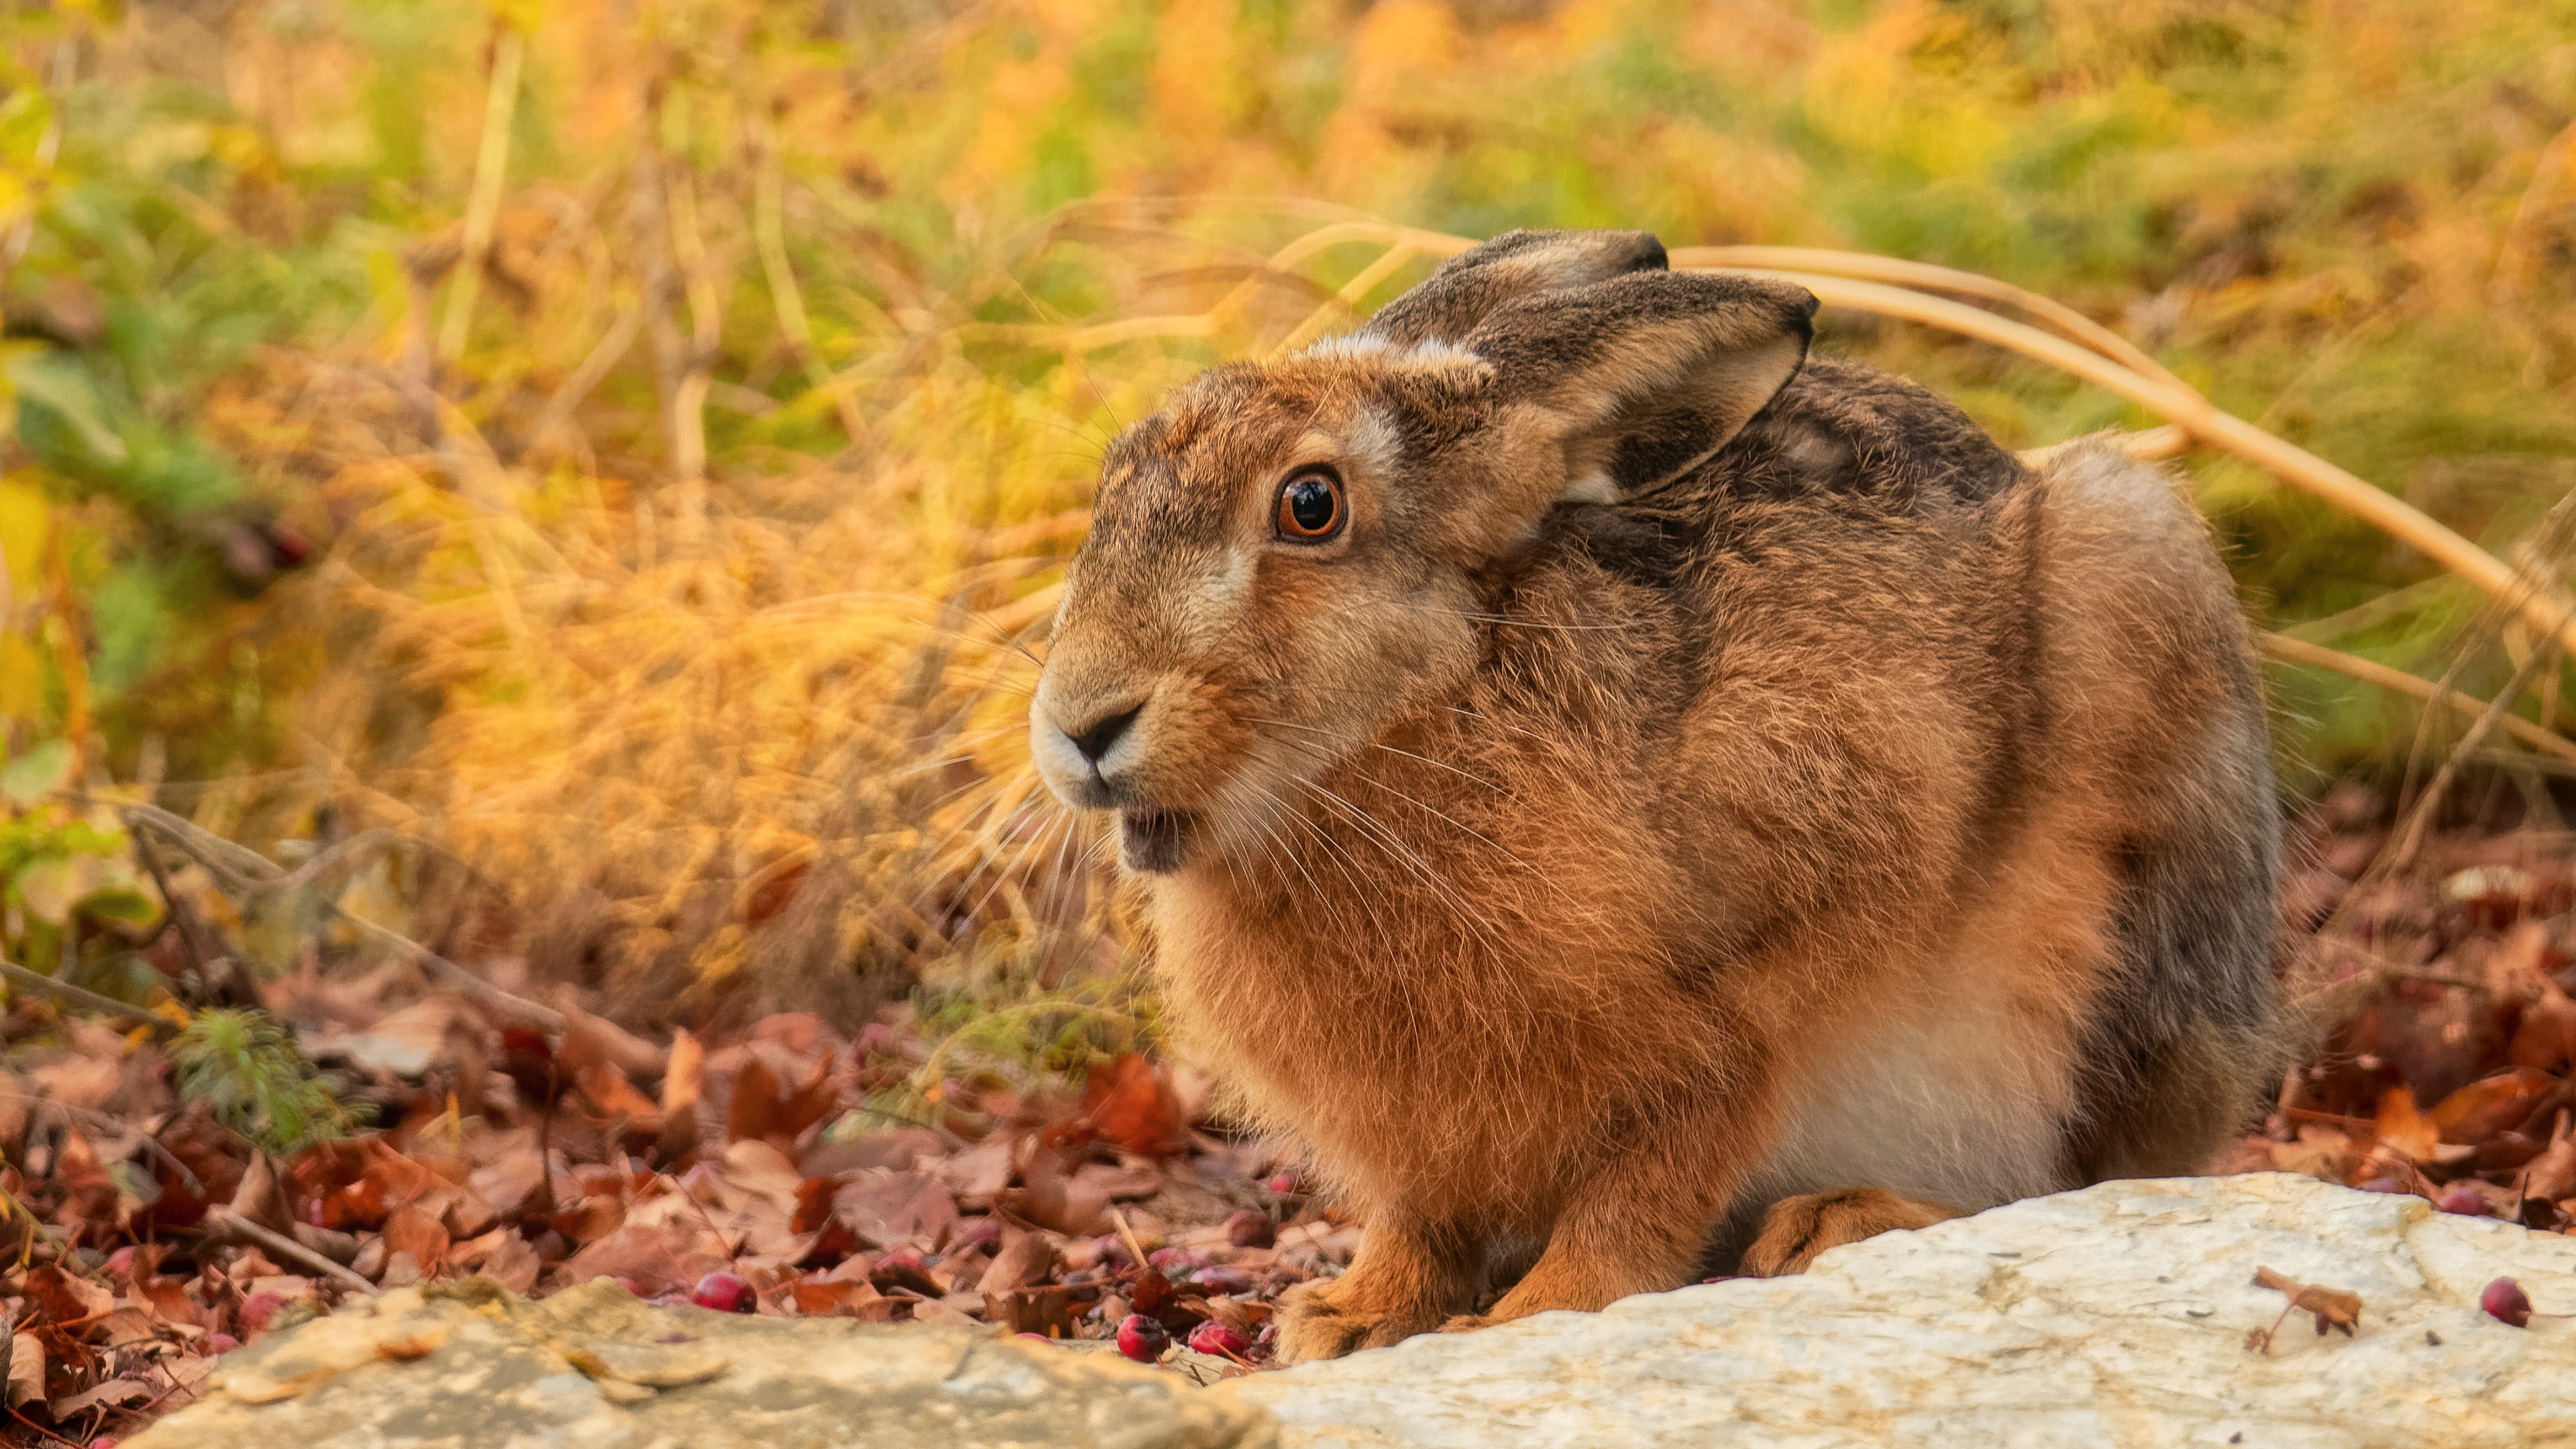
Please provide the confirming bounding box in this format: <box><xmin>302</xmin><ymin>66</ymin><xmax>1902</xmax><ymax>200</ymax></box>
<box><xmin>1224</xmin><ymin>1173</ymin><xmax>2576</xmax><ymax>1448</ymax></box>
<box><xmin>123</xmin><ymin>1277</ymin><xmax>1275</xmax><ymax>1449</ymax></box>
<box><xmin>126</xmin><ymin>1175</ymin><xmax>2576</xmax><ymax>1448</ymax></box>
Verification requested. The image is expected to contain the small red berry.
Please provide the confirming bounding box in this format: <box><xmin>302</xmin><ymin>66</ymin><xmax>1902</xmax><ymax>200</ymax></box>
<box><xmin>2483</xmin><ymin>1277</ymin><xmax>2533</xmax><ymax>1328</ymax></box>
<box><xmin>1115</xmin><ymin>1313</ymin><xmax>1169</xmax><ymax>1363</ymax></box>
<box><xmin>2436</xmin><ymin>1185</ymin><xmax>2489</xmax><ymax>1217</ymax></box>
<box><xmin>1186</xmin><ymin>1321</ymin><xmax>1249</xmax><ymax>1357</ymax></box>
<box><xmin>1265</xmin><ymin>1171</ymin><xmax>1298</xmax><ymax>1195</ymax></box>
<box><xmin>690</xmin><ymin>1271</ymin><xmax>755</xmax><ymax>1313</ymax></box>
<box><xmin>1225</xmin><ymin>1209</ymin><xmax>1275</xmax><ymax>1250</ymax></box>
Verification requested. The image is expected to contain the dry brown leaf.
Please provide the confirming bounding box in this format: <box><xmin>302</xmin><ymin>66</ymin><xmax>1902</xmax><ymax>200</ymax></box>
<box><xmin>576</xmin><ymin>1063</ymin><xmax>663</xmax><ymax>1127</ymax></box>
<box><xmin>727</xmin><ymin>1053</ymin><xmax>839</xmax><ymax>1146</ymax></box>
<box><xmin>382</xmin><ymin>1203</ymin><xmax>452</xmax><ymax>1277</ymax></box>
<box><xmin>663</xmin><ymin>1027</ymin><xmax>706</xmax><ymax>1116</ymax></box>
<box><xmin>481</xmin><ymin>1234</ymin><xmax>542</xmax><ymax>1294</ymax></box>
<box><xmin>2428</xmin><ymin>1067</ymin><xmax>2561</xmax><ymax>1144</ymax></box>
<box><xmin>50</xmin><ymin>1376</ymin><xmax>151</xmax><ymax>1418</ymax></box>
<box><xmin>1076</xmin><ymin>1054</ymin><xmax>1186</xmax><ymax>1159</ymax></box>
<box><xmin>2371</xmin><ymin>1087</ymin><xmax>2440</xmax><ymax>1162</ymax></box>
<box><xmin>977</xmin><ymin>1229</ymin><xmax>1058</xmax><ymax>1295</ymax></box>
<box><xmin>2247</xmin><ymin>1267</ymin><xmax>2363</xmax><ymax>1354</ymax></box>
<box><xmin>834</xmin><ymin>1171</ymin><xmax>961</xmax><ymax>1251</ymax></box>
<box><xmin>2526</xmin><ymin>1112</ymin><xmax>2576</xmax><ymax>1201</ymax></box>
<box><xmin>4</xmin><ymin>1332</ymin><xmax>42</xmax><ymax>1410</ymax></box>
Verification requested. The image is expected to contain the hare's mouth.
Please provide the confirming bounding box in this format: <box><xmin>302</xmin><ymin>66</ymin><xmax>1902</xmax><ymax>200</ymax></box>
<box><xmin>1118</xmin><ymin>807</ymin><xmax>1194</xmax><ymax>873</ymax></box>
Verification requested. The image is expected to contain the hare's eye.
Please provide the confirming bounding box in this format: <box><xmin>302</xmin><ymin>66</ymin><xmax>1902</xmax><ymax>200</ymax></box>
<box><xmin>1275</xmin><ymin>470</ymin><xmax>1344</xmax><ymax>542</ymax></box>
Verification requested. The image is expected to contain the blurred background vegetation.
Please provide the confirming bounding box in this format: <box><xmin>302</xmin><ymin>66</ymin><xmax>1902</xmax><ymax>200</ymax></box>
<box><xmin>0</xmin><ymin>0</ymin><xmax>2572</xmax><ymax>1025</ymax></box>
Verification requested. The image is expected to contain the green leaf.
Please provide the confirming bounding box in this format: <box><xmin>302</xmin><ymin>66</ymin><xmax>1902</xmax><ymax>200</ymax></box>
<box><xmin>3</xmin><ymin>352</ymin><xmax>128</xmax><ymax>464</ymax></box>
<box><xmin>2</xmin><ymin>739</ymin><xmax>74</xmax><ymax>805</ymax></box>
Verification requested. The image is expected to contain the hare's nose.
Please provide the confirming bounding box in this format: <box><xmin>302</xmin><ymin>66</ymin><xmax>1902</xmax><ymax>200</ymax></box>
<box><xmin>1063</xmin><ymin>702</ymin><xmax>1143</xmax><ymax>765</ymax></box>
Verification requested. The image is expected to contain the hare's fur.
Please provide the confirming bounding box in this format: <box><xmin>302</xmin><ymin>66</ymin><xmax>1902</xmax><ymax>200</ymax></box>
<box><xmin>1030</xmin><ymin>231</ymin><xmax>2279</xmax><ymax>1360</ymax></box>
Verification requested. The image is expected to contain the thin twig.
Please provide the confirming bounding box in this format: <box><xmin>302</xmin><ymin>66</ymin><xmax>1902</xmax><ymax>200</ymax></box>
<box><xmin>115</xmin><ymin>806</ymin><xmax>564</xmax><ymax>1030</ymax></box>
<box><xmin>0</xmin><ymin>1095</ymin><xmax>203</xmax><ymax>1194</ymax></box>
<box><xmin>438</xmin><ymin>27</ymin><xmax>527</xmax><ymax>361</ymax></box>
<box><xmin>2260</xmin><ymin>634</ymin><xmax>2576</xmax><ymax>763</ymax></box>
<box><xmin>201</xmin><ymin>1208</ymin><xmax>376</xmax><ymax>1295</ymax></box>
<box><xmin>0</xmin><ymin>959</ymin><xmax>178</xmax><ymax>1035</ymax></box>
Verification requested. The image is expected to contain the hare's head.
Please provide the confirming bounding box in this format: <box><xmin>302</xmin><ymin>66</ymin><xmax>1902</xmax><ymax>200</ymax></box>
<box><xmin>1031</xmin><ymin>230</ymin><xmax>1816</xmax><ymax>872</ymax></box>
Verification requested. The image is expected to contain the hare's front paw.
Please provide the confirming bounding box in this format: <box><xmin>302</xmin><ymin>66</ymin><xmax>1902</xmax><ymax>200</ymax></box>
<box><xmin>1737</xmin><ymin>1187</ymin><xmax>1962</xmax><ymax>1277</ymax></box>
<box><xmin>1273</xmin><ymin>1278</ymin><xmax>1444</xmax><ymax>1363</ymax></box>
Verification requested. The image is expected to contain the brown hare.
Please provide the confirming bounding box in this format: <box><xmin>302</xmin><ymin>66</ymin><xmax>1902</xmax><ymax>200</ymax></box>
<box><xmin>1027</xmin><ymin>229</ymin><xmax>2281</xmax><ymax>1362</ymax></box>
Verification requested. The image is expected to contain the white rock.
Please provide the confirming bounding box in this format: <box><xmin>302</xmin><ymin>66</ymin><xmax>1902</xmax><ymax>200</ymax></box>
<box><xmin>1223</xmin><ymin>1174</ymin><xmax>2576</xmax><ymax>1448</ymax></box>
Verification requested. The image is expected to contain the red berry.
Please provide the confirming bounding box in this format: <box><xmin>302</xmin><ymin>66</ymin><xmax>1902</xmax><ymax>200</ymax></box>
<box><xmin>1115</xmin><ymin>1313</ymin><xmax>1169</xmax><ymax>1362</ymax></box>
<box><xmin>690</xmin><ymin>1271</ymin><xmax>754</xmax><ymax>1313</ymax></box>
<box><xmin>207</xmin><ymin>1334</ymin><xmax>243</xmax><ymax>1354</ymax></box>
<box><xmin>1265</xmin><ymin>1171</ymin><xmax>1298</xmax><ymax>1195</ymax></box>
<box><xmin>91</xmin><ymin>1437</ymin><xmax>120</xmax><ymax>1448</ymax></box>
<box><xmin>1186</xmin><ymin>1321</ymin><xmax>1249</xmax><ymax>1357</ymax></box>
<box><xmin>2437</xmin><ymin>1185</ymin><xmax>2489</xmax><ymax>1217</ymax></box>
<box><xmin>1225</xmin><ymin>1209</ymin><xmax>1275</xmax><ymax>1250</ymax></box>
<box><xmin>2483</xmin><ymin>1277</ymin><xmax>2533</xmax><ymax>1328</ymax></box>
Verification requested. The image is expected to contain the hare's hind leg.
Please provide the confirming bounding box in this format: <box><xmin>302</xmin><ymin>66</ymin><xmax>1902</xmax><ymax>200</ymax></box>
<box><xmin>1735</xmin><ymin>1188</ymin><xmax>1962</xmax><ymax>1277</ymax></box>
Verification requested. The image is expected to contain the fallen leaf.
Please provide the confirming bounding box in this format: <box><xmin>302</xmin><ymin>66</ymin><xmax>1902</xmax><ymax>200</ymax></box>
<box><xmin>977</xmin><ymin>1230</ymin><xmax>1058</xmax><ymax>1294</ymax></box>
<box><xmin>1077</xmin><ymin>1055</ymin><xmax>1185</xmax><ymax>1159</ymax></box>
<box><xmin>24</xmin><ymin>1263</ymin><xmax>115</xmax><ymax>1332</ymax></box>
<box><xmin>4</xmin><ymin>1332</ymin><xmax>42</xmax><ymax>1409</ymax></box>
<box><xmin>576</xmin><ymin>1063</ymin><xmax>663</xmax><ymax>1128</ymax></box>
<box><xmin>664</xmin><ymin>1028</ymin><xmax>705</xmax><ymax>1116</ymax></box>
<box><xmin>559</xmin><ymin>1222</ymin><xmax>734</xmax><ymax>1298</ymax></box>
<box><xmin>2529</xmin><ymin>1113</ymin><xmax>2576</xmax><ymax>1201</ymax></box>
<box><xmin>2371</xmin><ymin>1087</ymin><xmax>2440</xmax><ymax>1163</ymax></box>
<box><xmin>790</xmin><ymin>1275</ymin><xmax>894</xmax><ymax>1320</ymax></box>
<box><xmin>833</xmin><ymin>1172</ymin><xmax>960</xmax><ymax>1251</ymax></box>
<box><xmin>382</xmin><ymin>1203</ymin><xmax>451</xmax><ymax>1277</ymax></box>
<box><xmin>2510</xmin><ymin>979</ymin><xmax>2576</xmax><ymax>1075</ymax></box>
<box><xmin>728</xmin><ymin>1054</ymin><xmax>839</xmax><ymax>1146</ymax></box>
<box><xmin>482</xmin><ymin>1234</ymin><xmax>541</xmax><ymax>1293</ymax></box>
<box><xmin>50</xmin><ymin>1375</ymin><xmax>151</xmax><ymax>1417</ymax></box>
<box><xmin>2247</xmin><ymin>1267</ymin><xmax>2363</xmax><ymax>1354</ymax></box>
<box><xmin>2428</xmin><ymin>1067</ymin><xmax>2561</xmax><ymax>1144</ymax></box>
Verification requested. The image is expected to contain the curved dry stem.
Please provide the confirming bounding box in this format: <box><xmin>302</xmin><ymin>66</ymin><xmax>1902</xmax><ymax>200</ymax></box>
<box><xmin>1672</xmin><ymin>244</ymin><xmax>2190</xmax><ymax>393</ymax></box>
<box><xmin>1725</xmin><ymin>269</ymin><xmax>2576</xmax><ymax>665</ymax></box>
<box><xmin>2260</xmin><ymin>633</ymin><xmax>2576</xmax><ymax>765</ymax></box>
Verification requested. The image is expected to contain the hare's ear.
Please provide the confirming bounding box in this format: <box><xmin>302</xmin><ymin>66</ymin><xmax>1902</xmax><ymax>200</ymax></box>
<box><xmin>1361</xmin><ymin>229</ymin><xmax>1670</xmax><ymax>348</ymax></box>
<box><xmin>1468</xmin><ymin>270</ymin><xmax>1817</xmax><ymax>500</ymax></box>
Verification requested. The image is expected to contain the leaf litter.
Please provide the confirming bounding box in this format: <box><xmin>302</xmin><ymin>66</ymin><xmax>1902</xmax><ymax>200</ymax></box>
<box><xmin>11</xmin><ymin>780</ymin><xmax>2576</xmax><ymax>1438</ymax></box>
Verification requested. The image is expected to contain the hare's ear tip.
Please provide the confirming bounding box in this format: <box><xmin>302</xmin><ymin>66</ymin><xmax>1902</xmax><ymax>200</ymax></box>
<box><xmin>1614</xmin><ymin>231</ymin><xmax>1670</xmax><ymax>274</ymax></box>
